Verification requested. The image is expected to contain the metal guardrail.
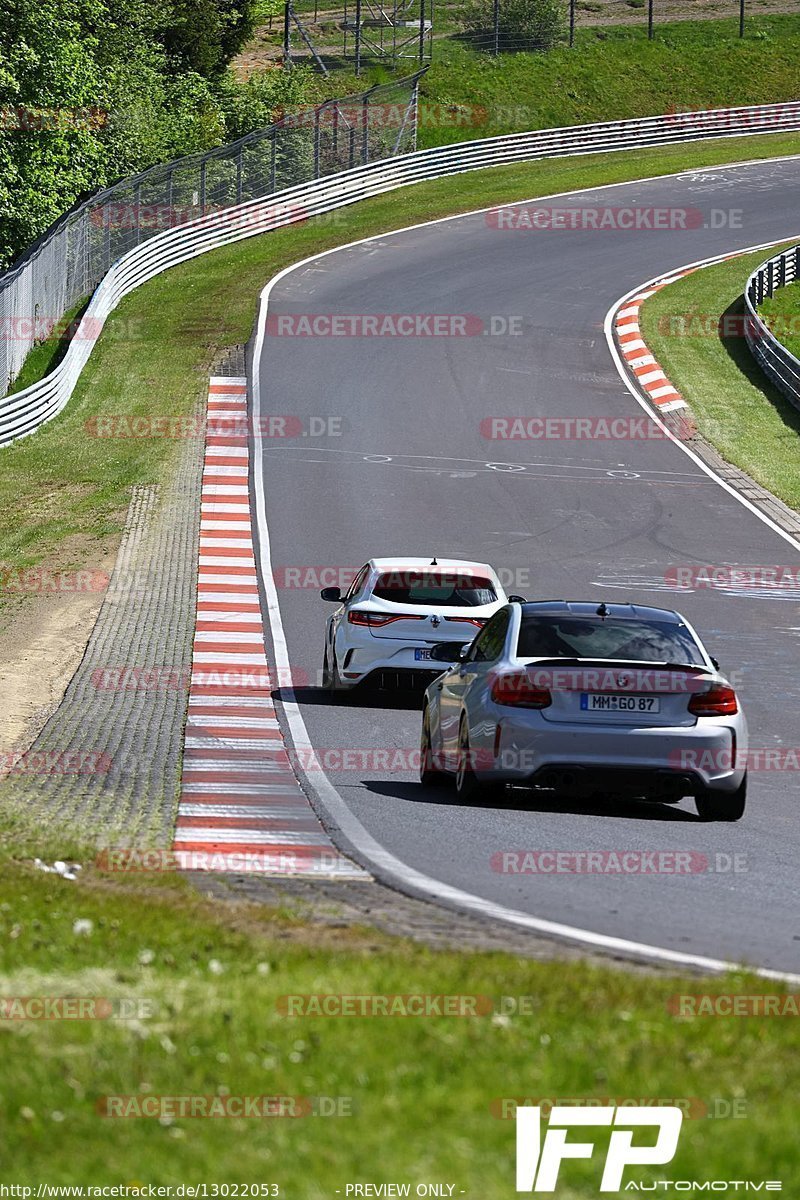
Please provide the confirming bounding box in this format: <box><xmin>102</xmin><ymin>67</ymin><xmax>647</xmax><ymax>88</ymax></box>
<box><xmin>744</xmin><ymin>243</ymin><xmax>800</xmax><ymax>412</ymax></box>
<box><xmin>3</xmin><ymin>97</ymin><xmax>800</xmax><ymax>447</ymax></box>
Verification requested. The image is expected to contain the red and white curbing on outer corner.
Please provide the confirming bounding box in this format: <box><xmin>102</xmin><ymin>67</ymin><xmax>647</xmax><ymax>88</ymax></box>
<box><xmin>171</xmin><ymin>375</ymin><xmax>368</xmax><ymax>878</ymax></box>
<box><xmin>613</xmin><ymin>272</ymin><xmax>696</xmax><ymax>415</ymax></box>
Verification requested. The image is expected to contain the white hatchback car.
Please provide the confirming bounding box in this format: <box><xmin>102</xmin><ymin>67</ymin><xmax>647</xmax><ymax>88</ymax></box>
<box><xmin>320</xmin><ymin>557</ymin><xmax>523</xmax><ymax>691</ymax></box>
<box><xmin>421</xmin><ymin>600</ymin><xmax>748</xmax><ymax>821</ymax></box>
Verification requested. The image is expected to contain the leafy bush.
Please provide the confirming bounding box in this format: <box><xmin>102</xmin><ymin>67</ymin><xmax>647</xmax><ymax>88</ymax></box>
<box><xmin>460</xmin><ymin>0</ymin><xmax>567</xmax><ymax>51</ymax></box>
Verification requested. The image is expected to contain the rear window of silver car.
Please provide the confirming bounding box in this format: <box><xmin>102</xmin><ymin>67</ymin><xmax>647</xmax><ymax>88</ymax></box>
<box><xmin>517</xmin><ymin>615</ymin><xmax>705</xmax><ymax>664</ymax></box>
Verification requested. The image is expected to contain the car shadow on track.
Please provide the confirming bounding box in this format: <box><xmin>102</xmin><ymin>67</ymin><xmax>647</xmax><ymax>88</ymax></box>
<box><xmin>364</xmin><ymin>780</ymin><xmax>703</xmax><ymax>822</ymax></box>
<box><xmin>273</xmin><ymin>685</ymin><xmax>425</xmax><ymax>712</ymax></box>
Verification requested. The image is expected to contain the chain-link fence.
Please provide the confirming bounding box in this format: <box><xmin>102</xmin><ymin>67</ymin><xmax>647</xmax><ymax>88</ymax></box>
<box><xmin>0</xmin><ymin>72</ymin><xmax>423</xmax><ymax>398</ymax></box>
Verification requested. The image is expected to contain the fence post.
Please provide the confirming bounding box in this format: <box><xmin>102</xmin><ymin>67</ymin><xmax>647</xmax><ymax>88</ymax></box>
<box><xmin>362</xmin><ymin>92</ymin><xmax>369</xmax><ymax>163</ymax></box>
<box><xmin>314</xmin><ymin>107</ymin><xmax>321</xmax><ymax>179</ymax></box>
<box><xmin>134</xmin><ymin>182</ymin><xmax>142</xmax><ymax>246</ymax></box>
<box><xmin>739</xmin><ymin>0</ymin><xmax>745</xmax><ymax>37</ymax></box>
<box><xmin>199</xmin><ymin>159</ymin><xmax>206</xmax><ymax>217</ymax></box>
<box><xmin>493</xmin><ymin>0</ymin><xmax>500</xmax><ymax>54</ymax></box>
<box><xmin>648</xmin><ymin>0</ymin><xmax>654</xmax><ymax>39</ymax></box>
<box><xmin>270</xmin><ymin>132</ymin><xmax>277</xmax><ymax>192</ymax></box>
<box><xmin>419</xmin><ymin>0</ymin><xmax>426</xmax><ymax>63</ymax></box>
<box><xmin>284</xmin><ymin>1</ymin><xmax>292</xmax><ymax>67</ymax></box>
<box><xmin>355</xmin><ymin>0</ymin><xmax>362</xmax><ymax>76</ymax></box>
<box><xmin>236</xmin><ymin>146</ymin><xmax>243</xmax><ymax>204</ymax></box>
<box><xmin>569</xmin><ymin>0</ymin><xmax>575</xmax><ymax>46</ymax></box>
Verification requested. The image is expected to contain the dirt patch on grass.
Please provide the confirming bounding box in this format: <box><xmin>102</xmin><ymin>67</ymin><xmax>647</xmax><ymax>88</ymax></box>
<box><xmin>0</xmin><ymin>568</ymin><xmax>115</xmax><ymax>761</ymax></box>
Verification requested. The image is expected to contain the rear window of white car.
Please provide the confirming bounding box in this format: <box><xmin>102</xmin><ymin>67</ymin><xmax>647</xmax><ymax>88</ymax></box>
<box><xmin>517</xmin><ymin>615</ymin><xmax>705</xmax><ymax>665</ymax></box>
<box><xmin>372</xmin><ymin>571</ymin><xmax>497</xmax><ymax>607</ymax></box>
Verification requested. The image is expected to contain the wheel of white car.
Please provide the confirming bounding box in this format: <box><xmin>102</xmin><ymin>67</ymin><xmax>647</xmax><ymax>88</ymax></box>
<box><xmin>695</xmin><ymin>774</ymin><xmax>747</xmax><ymax>822</ymax></box>
<box><xmin>322</xmin><ymin>645</ymin><xmax>333</xmax><ymax>689</ymax></box>
<box><xmin>420</xmin><ymin>705</ymin><xmax>449</xmax><ymax>788</ymax></box>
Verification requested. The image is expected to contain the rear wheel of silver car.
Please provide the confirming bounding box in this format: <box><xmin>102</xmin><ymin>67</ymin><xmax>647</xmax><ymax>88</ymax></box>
<box><xmin>695</xmin><ymin>774</ymin><xmax>747</xmax><ymax>822</ymax></box>
<box><xmin>455</xmin><ymin>718</ymin><xmax>505</xmax><ymax>804</ymax></box>
<box><xmin>420</xmin><ymin>706</ymin><xmax>448</xmax><ymax>788</ymax></box>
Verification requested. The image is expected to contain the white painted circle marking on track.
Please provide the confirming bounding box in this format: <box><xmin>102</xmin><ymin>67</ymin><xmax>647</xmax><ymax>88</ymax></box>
<box><xmin>250</xmin><ymin>161</ymin><xmax>800</xmax><ymax>983</ymax></box>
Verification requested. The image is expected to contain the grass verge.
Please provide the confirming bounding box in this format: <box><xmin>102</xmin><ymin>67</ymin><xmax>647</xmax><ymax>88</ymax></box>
<box><xmin>639</xmin><ymin>242</ymin><xmax>800</xmax><ymax>509</ymax></box>
<box><xmin>0</xmin><ymin>858</ymin><xmax>797</xmax><ymax>1184</ymax></box>
<box><xmin>759</xmin><ymin>276</ymin><xmax>800</xmax><ymax>361</ymax></box>
<box><xmin>416</xmin><ymin>15</ymin><xmax>800</xmax><ymax>147</ymax></box>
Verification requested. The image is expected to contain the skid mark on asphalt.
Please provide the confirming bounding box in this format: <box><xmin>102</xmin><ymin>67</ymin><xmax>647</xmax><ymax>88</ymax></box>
<box><xmin>257</xmin><ymin>446</ymin><xmax>711</xmax><ymax>486</ymax></box>
<box><xmin>171</xmin><ymin>376</ymin><xmax>367</xmax><ymax>879</ymax></box>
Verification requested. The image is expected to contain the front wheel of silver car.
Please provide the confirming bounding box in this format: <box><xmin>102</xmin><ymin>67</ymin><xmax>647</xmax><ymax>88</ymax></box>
<box><xmin>695</xmin><ymin>774</ymin><xmax>747</xmax><ymax>822</ymax></box>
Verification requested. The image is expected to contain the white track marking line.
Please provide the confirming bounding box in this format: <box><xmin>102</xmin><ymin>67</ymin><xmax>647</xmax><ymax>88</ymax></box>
<box><xmin>251</xmin><ymin>165</ymin><xmax>800</xmax><ymax>982</ymax></box>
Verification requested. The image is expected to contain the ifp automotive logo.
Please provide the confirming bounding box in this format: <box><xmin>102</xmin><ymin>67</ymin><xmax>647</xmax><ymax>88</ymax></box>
<box><xmin>515</xmin><ymin>1105</ymin><xmax>683</xmax><ymax>1192</ymax></box>
<box><xmin>514</xmin><ymin>1105</ymin><xmax>782</xmax><ymax>1192</ymax></box>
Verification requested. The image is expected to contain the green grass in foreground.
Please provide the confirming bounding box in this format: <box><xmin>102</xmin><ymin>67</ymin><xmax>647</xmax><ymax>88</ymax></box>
<box><xmin>640</xmin><ymin>244</ymin><xmax>800</xmax><ymax>509</ymax></box>
<box><xmin>0</xmin><ymin>859</ymin><xmax>796</xmax><ymax>1186</ymax></box>
<box><xmin>759</xmin><ymin>276</ymin><xmax>800</xmax><ymax>362</ymax></box>
<box><xmin>2</xmin><ymin>129</ymin><xmax>800</xmax><ymax>602</ymax></box>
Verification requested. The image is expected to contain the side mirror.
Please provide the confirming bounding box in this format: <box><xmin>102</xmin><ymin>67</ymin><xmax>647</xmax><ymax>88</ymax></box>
<box><xmin>710</xmin><ymin>656</ymin><xmax>720</xmax><ymax>670</ymax></box>
<box><xmin>429</xmin><ymin>641</ymin><xmax>469</xmax><ymax>663</ymax></box>
<box><xmin>508</xmin><ymin>595</ymin><xmax>527</xmax><ymax>604</ymax></box>
<box><xmin>320</xmin><ymin>586</ymin><xmax>342</xmax><ymax>602</ymax></box>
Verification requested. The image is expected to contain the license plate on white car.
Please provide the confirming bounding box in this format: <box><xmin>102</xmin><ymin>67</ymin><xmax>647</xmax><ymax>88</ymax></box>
<box><xmin>580</xmin><ymin>693</ymin><xmax>660</xmax><ymax>713</ymax></box>
<box><xmin>414</xmin><ymin>648</ymin><xmax>432</xmax><ymax>661</ymax></box>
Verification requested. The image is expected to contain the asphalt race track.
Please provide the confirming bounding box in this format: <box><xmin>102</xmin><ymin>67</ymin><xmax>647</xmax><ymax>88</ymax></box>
<box><xmin>252</xmin><ymin>156</ymin><xmax>800</xmax><ymax>975</ymax></box>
